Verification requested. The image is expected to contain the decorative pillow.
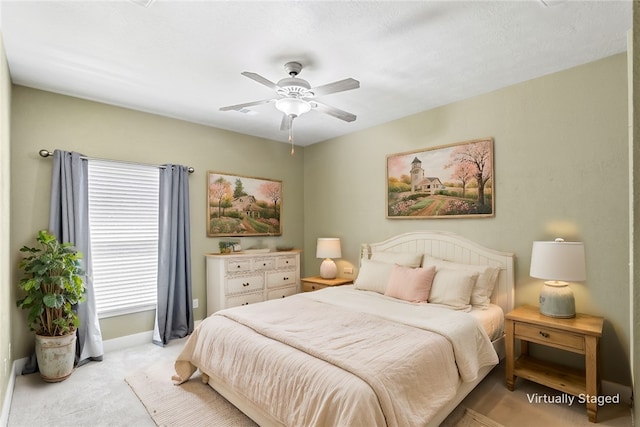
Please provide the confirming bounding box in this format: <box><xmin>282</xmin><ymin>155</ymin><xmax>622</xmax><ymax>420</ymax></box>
<box><xmin>354</xmin><ymin>259</ymin><xmax>395</xmax><ymax>294</ymax></box>
<box><xmin>371</xmin><ymin>251</ymin><xmax>423</xmax><ymax>268</ymax></box>
<box><xmin>385</xmin><ymin>265</ymin><xmax>436</xmax><ymax>303</ymax></box>
<box><xmin>427</xmin><ymin>268</ymin><xmax>478</xmax><ymax>309</ymax></box>
<box><xmin>423</xmin><ymin>255</ymin><xmax>499</xmax><ymax>309</ymax></box>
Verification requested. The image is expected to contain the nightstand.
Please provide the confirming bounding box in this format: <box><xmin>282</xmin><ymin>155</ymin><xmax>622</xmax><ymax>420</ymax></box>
<box><xmin>301</xmin><ymin>276</ymin><xmax>353</xmax><ymax>292</ymax></box>
<box><xmin>505</xmin><ymin>304</ymin><xmax>604</xmax><ymax>423</ymax></box>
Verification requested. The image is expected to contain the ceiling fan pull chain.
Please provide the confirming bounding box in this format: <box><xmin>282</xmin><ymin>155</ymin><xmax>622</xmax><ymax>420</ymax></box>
<box><xmin>289</xmin><ymin>115</ymin><xmax>295</xmax><ymax>155</ymax></box>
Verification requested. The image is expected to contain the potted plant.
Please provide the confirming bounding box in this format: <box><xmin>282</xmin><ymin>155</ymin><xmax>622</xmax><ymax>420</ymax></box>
<box><xmin>16</xmin><ymin>229</ymin><xmax>86</xmax><ymax>382</ymax></box>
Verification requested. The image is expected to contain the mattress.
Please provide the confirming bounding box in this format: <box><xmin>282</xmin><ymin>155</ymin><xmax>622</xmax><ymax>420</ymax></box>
<box><xmin>469</xmin><ymin>303</ymin><xmax>505</xmax><ymax>341</ymax></box>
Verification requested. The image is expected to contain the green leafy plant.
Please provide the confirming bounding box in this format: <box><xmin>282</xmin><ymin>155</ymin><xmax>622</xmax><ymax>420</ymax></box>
<box><xmin>16</xmin><ymin>230</ymin><xmax>86</xmax><ymax>336</ymax></box>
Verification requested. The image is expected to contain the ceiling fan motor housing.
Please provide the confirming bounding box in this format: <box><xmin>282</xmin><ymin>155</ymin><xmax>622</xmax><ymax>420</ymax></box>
<box><xmin>276</xmin><ymin>77</ymin><xmax>311</xmax><ymax>96</ymax></box>
<box><xmin>284</xmin><ymin>61</ymin><xmax>303</xmax><ymax>77</ymax></box>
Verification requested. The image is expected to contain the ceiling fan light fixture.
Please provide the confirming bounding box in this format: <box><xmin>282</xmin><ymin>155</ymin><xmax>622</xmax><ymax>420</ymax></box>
<box><xmin>275</xmin><ymin>98</ymin><xmax>311</xmax><ymax>118</ymax></box>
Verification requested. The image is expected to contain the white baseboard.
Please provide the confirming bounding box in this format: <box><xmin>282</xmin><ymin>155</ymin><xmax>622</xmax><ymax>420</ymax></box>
<box><xmin>12</xmin><ymin>357</ymin><xmax>26</xmax><ymax>380</ymax></box>
<box><xmin>2</xmin><ymin>360</ymin><xmax>20</xmax><ymax>426</ymax></box>
<box><xmin>102</xmin><ymin>320</ymin><xmax>201</xmax><ymax>353</ymax></box>
<box><xmin>102</xmin><ymin>330</ymin><xmax>155</xmax><ymax>353</ymax></box>
<box><xmin>602</xmin><ymin>379</ymin><xmax>633</xmax><ymax>405</ymax></box>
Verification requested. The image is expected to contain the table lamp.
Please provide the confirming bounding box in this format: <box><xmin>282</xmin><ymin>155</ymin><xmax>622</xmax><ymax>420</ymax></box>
<box><xmin>530</xmin><ymin>238</ymin><xmax>586</xmax><ymax>318</ymax></box>
<box><xmin>316</xmin><ymin>238</ymin><xmax>341</xmax><ymax>279</ymax></box>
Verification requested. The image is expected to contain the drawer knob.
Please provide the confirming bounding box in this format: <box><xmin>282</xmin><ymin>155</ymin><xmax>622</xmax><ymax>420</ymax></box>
<box><xmin>539</xmin><ymin>331</ymin><xmax>550</xmax><ymax>338</ymax></box>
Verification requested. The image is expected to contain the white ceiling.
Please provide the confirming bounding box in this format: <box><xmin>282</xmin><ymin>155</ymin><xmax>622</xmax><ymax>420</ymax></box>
<box><xmin>0</xmin><ymin>0</ymin><xmax>632</xmax><ymax>146</ymax></box>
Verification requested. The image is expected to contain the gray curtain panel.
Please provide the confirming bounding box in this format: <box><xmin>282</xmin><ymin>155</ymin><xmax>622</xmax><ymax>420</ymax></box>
<box><xmin>49</xmin><ymin>150</ymin><xmax>104</xmax><ymax>366</ymax></box>
<box><xmin>153</xmin><ymin>164</ymin><xmax>193</xmax><ymax>346</ymax></box>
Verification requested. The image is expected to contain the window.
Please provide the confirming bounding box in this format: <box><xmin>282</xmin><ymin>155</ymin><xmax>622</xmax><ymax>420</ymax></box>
<box><xmin>87</xmin><ymin>160</ymin><xmax>159</xmax><ymax>318</ymax></box>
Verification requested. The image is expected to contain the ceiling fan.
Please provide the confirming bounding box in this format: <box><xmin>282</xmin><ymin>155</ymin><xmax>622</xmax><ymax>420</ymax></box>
<box><xmin>220</xmin><ymin>61</ymin><xmax>360</xmax><ymax>135</ymax></box>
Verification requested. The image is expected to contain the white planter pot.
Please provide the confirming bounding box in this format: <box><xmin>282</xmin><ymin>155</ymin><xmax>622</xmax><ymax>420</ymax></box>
<box><xmin>35</xmin><ymin>332</ymin><xmax>76</xmax><ymax>382</ymax></box>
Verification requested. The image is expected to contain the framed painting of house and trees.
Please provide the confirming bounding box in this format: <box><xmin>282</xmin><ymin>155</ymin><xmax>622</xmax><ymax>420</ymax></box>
<box><xmin>386</xmin><ymin>138</ymin><xmax>494</xmax><ymax>219</ymax></box>
<box><xmin>207</xmin><ymin>171</ymin><xmax>282</xmax><ymax>236</ymax></box>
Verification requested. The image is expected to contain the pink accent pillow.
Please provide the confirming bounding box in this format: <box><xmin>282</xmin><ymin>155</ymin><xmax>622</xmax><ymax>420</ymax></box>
<box><xmin>384</xmin><ymin>264</ymin><xmax>436</xmax><ymax>303</ymax></box>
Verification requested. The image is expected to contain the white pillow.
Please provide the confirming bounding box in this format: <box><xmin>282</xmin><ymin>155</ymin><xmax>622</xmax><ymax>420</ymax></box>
<box><xmin>371</xmin><ymin>251</ymin><xmax>423</xmax><ymax>267</ymax></box>
<box><xmin>354</xmin><ymin>259</ymin><xmax>395</xmax><ymax>294</ymax></box>
<box><xmin>423</xmin><ymin>255</ymin><xmax>499</xmax><ymax>309</ymax></box>
<box><xmin>427</xmin><ymin>268</ymin><xmax>478</xmax><ymax>309</ymax></box>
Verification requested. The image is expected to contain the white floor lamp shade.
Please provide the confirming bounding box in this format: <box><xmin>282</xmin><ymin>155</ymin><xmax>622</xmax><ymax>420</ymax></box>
<box><xmin>530</xmin><ymin>238</ymin><xmax>586</xmax><ymax>318</ymax></box>
<box><xmin>316</xmin><ymin>238</ymin><xmax>341</xmax><ymax>279</ymax></box>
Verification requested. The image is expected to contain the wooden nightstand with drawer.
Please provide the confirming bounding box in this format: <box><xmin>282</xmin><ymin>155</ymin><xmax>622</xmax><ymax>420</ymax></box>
<box><xmin>301</xmin><ymin>276</ymin><xmax>353</xmax><ymax>292</ymax></box>
<box><xmin>505</xmin><ymin>304</ymin><xmax>604</xmax><ymax>423</ymax></box>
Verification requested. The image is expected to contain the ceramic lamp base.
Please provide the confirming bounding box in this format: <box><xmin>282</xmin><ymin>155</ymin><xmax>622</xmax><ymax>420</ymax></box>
<box><xmin>320</xmin><ymin>258</ymin><xmax>337</xmax><ymax>279</ymax></box>
<box><xmin>539</xmin><ymin>281</ymin><xmax>575</xmax><ymax>318</ymax></box>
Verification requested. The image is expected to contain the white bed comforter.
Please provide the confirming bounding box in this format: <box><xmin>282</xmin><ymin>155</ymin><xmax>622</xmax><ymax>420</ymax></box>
<box><xmin>174</xmin><ymin>287</ymin><xmax>498</xmax><ymax>427</ymax></box>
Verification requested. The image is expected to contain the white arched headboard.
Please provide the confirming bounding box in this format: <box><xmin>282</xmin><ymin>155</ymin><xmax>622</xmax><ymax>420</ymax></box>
<box><xmin>361</xmin><ymin>231</ymin><xmax>515</xmax><ymax>314</ymax></box>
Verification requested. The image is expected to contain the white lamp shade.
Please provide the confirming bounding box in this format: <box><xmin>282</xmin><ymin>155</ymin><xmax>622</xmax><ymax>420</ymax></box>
<box><xmin>316</xmin><ymin>238</ymin><xmax>342</xmax><ymax>259</ymax></box>
<box><xmin>275</xmin><ymin>98</ymin><xmax>312</xmax><ymax>117</ymax></box>
<box><xmin>530</xmin><ymin>239</ymin><xmax>586</xmax><ymax>282</ymax></box>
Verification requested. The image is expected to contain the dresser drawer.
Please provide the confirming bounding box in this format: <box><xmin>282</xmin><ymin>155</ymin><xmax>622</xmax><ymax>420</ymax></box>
<box><xmin>276</xmin><ymin>256</ymin><xmax>297</xmax><ymax>269</ymax></box>
<box><xmin>302</xmin><ymin>282</ymin><xmax>327</xmax><ymax>292</ymax></box>
<box><xmin>266</xmin><ymin>286</ymin><xmax>297</xmax><ymax>300</ymax></box>
<box><xmin>226</xmin><ymin>275</ymin><xmax>265</xmax><ymax>294</ymax></box>
<box><xmin>515</xmin><ymin>322</ymin><xmax>584</xmax><ymax>351</ymax></box>
<box><xmin>226</xmin><ymin>259</ymin><xmax>251</xmax><ymax>273</ymax></box>
<box><xmin>266</xmin><ymin>270</ymin><xmax>296</xmax><ymax>288</ymax></box>
<box><xmin>226</xmin><ymin>292</ymin><xmax>264</xmax><ymax>308</ymax></box>
<box><xmin>253</xmin><ymin>258</ymin><xmax>275</xmax><ymax>270</ymax></box>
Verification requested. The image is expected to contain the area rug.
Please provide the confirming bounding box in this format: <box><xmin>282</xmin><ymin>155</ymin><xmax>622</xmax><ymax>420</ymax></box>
<box><xmin>126</xmin><ymin>361</ymin><xmax>504</xmax><ymax>427</ymax></box>
<box><xmin>125</xmin><ymin>361</ymin><xmax>257</xmax><ymax>427</ymax></box>
<box><xmin>452</xmin><ymin>408</ymin><xmax>506</xmax><ymax>427</ymax></box>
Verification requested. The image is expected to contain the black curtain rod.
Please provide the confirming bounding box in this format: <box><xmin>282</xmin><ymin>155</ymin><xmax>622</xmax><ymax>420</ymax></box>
<box><xmin>38</xmin><ymin>149</ymin><xmax>195</xmax><ymax>174</ymax></box>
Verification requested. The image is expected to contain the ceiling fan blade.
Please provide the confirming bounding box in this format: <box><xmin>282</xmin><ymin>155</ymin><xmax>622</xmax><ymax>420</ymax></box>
<box><xmin>309</xmin><ymin>78</ymin><xmax>360</xmax><ymax>97</ymax></box>
<box><xmin>280</xmin><ymin>114</ymin><xmax>292</xmax><ymax>131</ymax></box>
<box><xmin>312</xmin><ymin>101</ymin><xmax>357</xmax><ymax>122</ymax></box>
<box><xmin>241</xmin><ymin>72</ymin><xmax>281</xmax><ymax>91</ymax></box>
<box><xmin>219</xmin><ymin>98</ymin><xmax>274</xmax><ymax>111</ymax></box>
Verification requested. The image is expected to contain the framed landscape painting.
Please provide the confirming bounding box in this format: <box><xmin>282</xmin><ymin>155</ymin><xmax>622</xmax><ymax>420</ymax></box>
<box><xmin>207</xmin><ymin>171</ymin><xmax>282</xmax><ymax>237</ymax></box>
<box><xmin>386</xmin><ymin>138</ymin><xmax>494</xmax><ymax>219</ymax></box>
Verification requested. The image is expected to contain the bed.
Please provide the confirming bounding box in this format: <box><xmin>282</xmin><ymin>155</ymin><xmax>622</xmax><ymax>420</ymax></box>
<box><xmin>173</xmin><ymin>231</ymin><xmax>515</xmax><ymax>426</ymax></box>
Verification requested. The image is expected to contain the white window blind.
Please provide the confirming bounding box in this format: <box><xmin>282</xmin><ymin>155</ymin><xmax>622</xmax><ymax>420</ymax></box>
<box><xmin>88</xmin><ymin>160</ymin><xmax>159</xmax><ymax>318</ymax></box>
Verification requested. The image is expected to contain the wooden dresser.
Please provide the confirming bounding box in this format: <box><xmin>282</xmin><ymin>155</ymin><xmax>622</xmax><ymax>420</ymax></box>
<box><xmin>205</xmin><ymin>250</ymin><xmax>301</xmax><ymax>315</ymax></box>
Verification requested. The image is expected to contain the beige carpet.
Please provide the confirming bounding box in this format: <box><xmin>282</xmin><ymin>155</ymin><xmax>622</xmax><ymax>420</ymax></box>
<box><xmin>125</xmin><ymin>361</ymin><xmax>504</xmax><ymax>427</ymax></box>
<box><xmin>451</xmin><ymin>408</ymin><xmax>506</xmax><ymax>427</ymax></box>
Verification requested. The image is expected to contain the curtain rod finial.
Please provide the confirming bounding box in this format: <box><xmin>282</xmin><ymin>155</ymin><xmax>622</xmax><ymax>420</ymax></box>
<box><xmin>39</xmin><ymin>149</ymin><xmax>52</xmax><ymax>158</ymax></box>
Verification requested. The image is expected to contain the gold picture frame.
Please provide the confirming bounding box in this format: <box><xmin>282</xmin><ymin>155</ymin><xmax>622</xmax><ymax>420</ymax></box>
<box><xmin>386</xmin><ymin>138</ymin><xmax>494</xmax><ymax>219</ymax></box>
<box><xmin>207</xmin><ymin>171</ymin><xmax>282</xmax><ymax>236</ymax></box>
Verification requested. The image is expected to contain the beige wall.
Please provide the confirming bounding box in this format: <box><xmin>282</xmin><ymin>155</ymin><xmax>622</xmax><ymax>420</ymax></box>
<box><xmin>631</xmin><ymin>0</ymin><xmax>639</xmax><ymax>421</ymax></box>
<box><xmin>0</xmin><ymin>32</ymin><xmax>12</xmax><ymax>422</ymax></box>
<box><xmin>7</xmin><ymin>53</ymin><xmax>632</xmax><ymax>387</ymax></box>
<box><xmin>9</xmin><ymin>87</ymin><xmax>305</xmax><ymax>352</ymax></box>
<box><xmin>304</xmin><ymin>54</ymin><xmax>631</xmax><ymax>385</ymax></box>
